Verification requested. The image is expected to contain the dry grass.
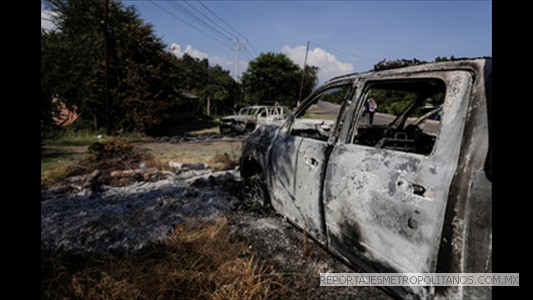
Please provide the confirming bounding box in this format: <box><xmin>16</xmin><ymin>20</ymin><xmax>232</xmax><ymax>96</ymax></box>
<box><xmin>41</xmin><ymin>145</ymin><xmax>87</xmax><ymax>184</ymax></box>
<box><xmin>41</xmin><ymin>218</ymin><xmax>286</xmax><ymax>300</ymax></box>
<box><xmin>211</xmin><ymin>144</ymin><xmax>242</xmax><ymax>170</ymax></box>
<box><xmin>41</xmin><ymin>164</ymin><xmax>74</xmax><ymax>185</ymax></box>
<box><xmin>136</xmin><ymin>141</ymin><xmax>242</xmax><ymax>170</ymax></box>
<box><xmin>188</xmin><ymin>126</ymin><xmax>220</xmax><ymax>135</ymax></box>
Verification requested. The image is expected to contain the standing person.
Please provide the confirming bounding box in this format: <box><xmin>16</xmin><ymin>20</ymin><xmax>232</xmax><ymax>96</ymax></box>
<box><xmin>367</xmin><ymin>96</ymin><xmax>377</xmax><ymax>124</ymax></box>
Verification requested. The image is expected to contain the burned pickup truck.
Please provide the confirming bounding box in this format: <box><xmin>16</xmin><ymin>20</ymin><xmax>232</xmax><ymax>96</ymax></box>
<box><xmin>240</xmin><ymin>59</ymin><xmax>492</xmax><ymax>299</ymax></box>
<box><xmin>219</xmin><ymin>105</ymin><xmax>286</xmax><ymax>134</ymax></box>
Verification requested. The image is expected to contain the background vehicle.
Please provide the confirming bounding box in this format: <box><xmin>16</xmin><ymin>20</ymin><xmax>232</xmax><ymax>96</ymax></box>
<box><xmin>240</xmin><ymin>59</ymin><xmax>492</xmax><ymax>299</ymax></box>
<box><xmin>219</xmin><ymin>105</ymin><xmax>286</xmax><ymax>134</ymax></box>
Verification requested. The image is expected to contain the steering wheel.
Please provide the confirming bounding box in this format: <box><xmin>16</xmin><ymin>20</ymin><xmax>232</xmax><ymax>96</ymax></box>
<box><xmin>414</xmin><ymin>107</ymin><xmax>442</xmax><ymax>126</ymax></box>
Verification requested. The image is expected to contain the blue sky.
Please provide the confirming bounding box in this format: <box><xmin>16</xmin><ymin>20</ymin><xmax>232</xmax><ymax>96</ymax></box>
<box><xmin>42</xmin><ymin>0</ymin><xmax>491</xmax><ymax>83</ymax></box>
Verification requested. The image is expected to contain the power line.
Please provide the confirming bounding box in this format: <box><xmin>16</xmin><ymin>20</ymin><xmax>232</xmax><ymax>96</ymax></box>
<box><xmin>245</xmin><ymin>40</ymin><xmax>259</xmax><ymax>57</ymax></box>
<box><xmin>241</xmin><ymin>49</ymin><xmax>253</xmax><ymax>61</ymax></box>
<box><xmin>196</xmin><ymin>0</ymin><xmax>245</xmax><ymax>40</ymax></box>
<box><xmin>152</xmin><ymin>0</ymin><xmax>255</xmax><ymax>77</ymax></box>
<box><xmin>182</xmin><ymin>0</ymin><xmax>236</xmax><ymax>41</ymax></box>
<box><xmin>150</xmin><ymin>1</ymin><xmax>231</xmax><ymax>48</ymax></box>
<box><xmin>313</xmin><ymin>43</ymin><xmax>377</xmax><ymax>61</ymax></box>
<box><xmin>196</xmin><ymin>0</ymin><xmax>258</xmax><ymax>56</ymax></box>
<box><xmin>167</xmin><ymin>1</ymin><xmax>233</xmax><ymax>42</ymax></box>
<box><xmin>167</xmin><ymin>0</ymin><xmax>257</xmax><ymax>72</ymax></box>
<box><xmin>245</xmin><ymin>39</ymin><xmax>258</xmax><ymax>56</ymax></box>
<box><xmin>242</xmin><ymin>46</ymin><xmax>254</xmax><ymax>60</ymax></box>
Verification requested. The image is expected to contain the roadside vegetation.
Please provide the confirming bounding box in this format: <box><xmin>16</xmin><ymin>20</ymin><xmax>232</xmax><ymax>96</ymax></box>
<box><xmin>41</xmin><ymin>130</ymin><xmax>241</xmax><ymax>185</ymax></box>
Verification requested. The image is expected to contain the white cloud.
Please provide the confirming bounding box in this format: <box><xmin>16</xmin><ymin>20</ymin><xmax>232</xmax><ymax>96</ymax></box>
<box><xmin>170</xmin><ymin>42</ymin><xmax>248</xmax><ymax>79</ymax></box>
<box><xmin>41</xmin><ymin>11</ymin><xmax>57</xmax><ymax>31</ymax></box>
<box><xmin>170</xmin><ymin>43</ymin><xmax>209</xmax><ymax>60</ymax></box>
<box><xmin>282</xmin><ymin>45</ymin><xmax>354</xmax><ymax>83</ymax></box>
<box><xmin>210</xmin><ymin>55</ymin><xmax>233</xmax><ymax>70</ymax></box>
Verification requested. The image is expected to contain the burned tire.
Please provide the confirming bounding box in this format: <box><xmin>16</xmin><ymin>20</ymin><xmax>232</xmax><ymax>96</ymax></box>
<box><xmin>219</xmin><ymin>126</ymin><xmax>231</xmax><ymax>134</ymax></box>
<box><xmin>245</xmin><ymin>123</ymin><xmax>256</xmax><ymax>133</ymax></box>
<box><xmin>243</xmin><ymin>174</ymin><xmax>270</xmax><ymax>208</ymax></box>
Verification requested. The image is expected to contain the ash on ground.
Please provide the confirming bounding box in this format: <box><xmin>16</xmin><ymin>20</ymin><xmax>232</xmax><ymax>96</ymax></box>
<box><xmin>41</xmin><ymin>168</ymin><xmax>391</xmax><ymax>299</ymax></box>
<box><xmin>41</xmin><ymin>169</ymin><xmax>241</xmax><ymax>254</ymax></box>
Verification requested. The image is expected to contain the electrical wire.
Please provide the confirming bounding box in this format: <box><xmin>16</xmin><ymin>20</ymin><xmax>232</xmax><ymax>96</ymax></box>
<box><xmin>168</xmin><ymin>1</ymin><xmax>233</xmax><ymax>42</ymax></box>
<box><xmin>196</xmin><ymin>0</ymin><xmax>258</xmax><ymax>56</ymax></box>
<box><xmin>313</xmin><ymin>43</ymin><xmax>377</xmax><ymax>61</ymax></box>
<box><xmin>150</xmin><ymin>1</ymin><xmax>232</xmax><ymax>48</ymax></box>
<box><xmin>182</xmin><ymin>0</ymin><xmax>236</xmax><ymax>41</ymax></box>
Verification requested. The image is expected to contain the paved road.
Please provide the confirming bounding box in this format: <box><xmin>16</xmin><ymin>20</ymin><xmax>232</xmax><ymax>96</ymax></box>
<box><xmin>308</xmin><ymin>103</ymin><xmax>440</xmax><ymax>135</ymax></box>
<box><xmin>371</xmin><ymin>112</ymin><xmax>440</xmax><ymax>135</ymax></box>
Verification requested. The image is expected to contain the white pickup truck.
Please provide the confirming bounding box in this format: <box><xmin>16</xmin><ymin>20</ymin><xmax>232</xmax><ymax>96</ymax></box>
<box><xmin>219</xmin><ymin>105</ymin><xmax>286</xmax><ymax>134</ymax></box>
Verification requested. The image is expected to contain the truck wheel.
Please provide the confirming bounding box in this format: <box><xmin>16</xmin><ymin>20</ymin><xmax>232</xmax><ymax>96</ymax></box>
<box><xmin>220</xmin><ymin>127</ymin><xmax>231</xmax><ymax>134</ymax></box>
<box><xmin>244</xmin><ymin>174</ymin><xmax>270</xmax><ymax>208</ymax></box>
<box><xmin>245</xmin><ymin>124</ymin><xmax>256</xmax><ymax>133</ymax></box>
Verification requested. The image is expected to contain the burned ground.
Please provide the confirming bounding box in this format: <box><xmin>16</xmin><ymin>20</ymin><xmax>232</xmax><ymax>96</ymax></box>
<box><xmin>41</xmin><ymin>164</ymin><xmax>391</xmax><ymax>299</ymax></box>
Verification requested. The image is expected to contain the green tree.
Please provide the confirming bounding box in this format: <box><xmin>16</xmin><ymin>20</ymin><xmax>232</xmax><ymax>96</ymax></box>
<box><xmin>201</xmin><ymin>65</ymin><xmax>241</xmax><ymax>115</ymax></box>
<box><xmin>435</xmin><ymin>55</ymin><xmax>456</xmax><ymax>62</ymax></box>
<box><xmin>241</xmin><ymin>52</ymin><xmax>318</xmax><ymax>108</ymax></box>
<box><xmin>41</xmin><ymin>30</ymin><xmax>65</xmax><ymax>130</ymax></box>
<box><xmin>174</xmin><ymin>54</ymin><xmax>240</xmax><ymax>116</ymax></box>
<box><xmin>42</xmin><ymin>0</ymin><xmax>183</xmax><ymax>132</ymax></box>
<box><xmin>176</xmin><ymin>54</ymin><xmax>209</xmax><ymax>92</ymax></box>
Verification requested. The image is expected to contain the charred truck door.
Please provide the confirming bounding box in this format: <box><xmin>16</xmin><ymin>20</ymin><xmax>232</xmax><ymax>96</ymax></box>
<box><xmin>323</xmin><ymin>71</ymin><xmax>473</xmax><ymax>296</ymax></box>
<box><xmin>267</xmin><ymin>82</ymin><xmax>354</xmax><ymax>244</ymax></box>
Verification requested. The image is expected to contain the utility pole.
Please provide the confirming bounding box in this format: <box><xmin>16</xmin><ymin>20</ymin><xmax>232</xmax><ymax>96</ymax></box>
<box><xmin>234</xmin><ymin>38</ymin><xmax>241</xmax><ymax>82</ymax></box>
<box><xmin>297</xmin><ymin>41</ymin><xmax>310</xmax><ymax>107</ymax></box>
<box><xmin>103</xmin><ymin>0</ymin><xmax>111</xmax><ymax>135</ymax></box>
<box><xmin>207</xmin><ymin>96</ymin><xmax>211</xmax><ymax>116</ymax></box>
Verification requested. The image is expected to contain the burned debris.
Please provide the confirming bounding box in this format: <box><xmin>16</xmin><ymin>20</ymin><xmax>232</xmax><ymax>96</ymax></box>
<box><xmin>373</xmin><ymin>58</ymin><xmax>428</xmax><ymax>71</ymax></box>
